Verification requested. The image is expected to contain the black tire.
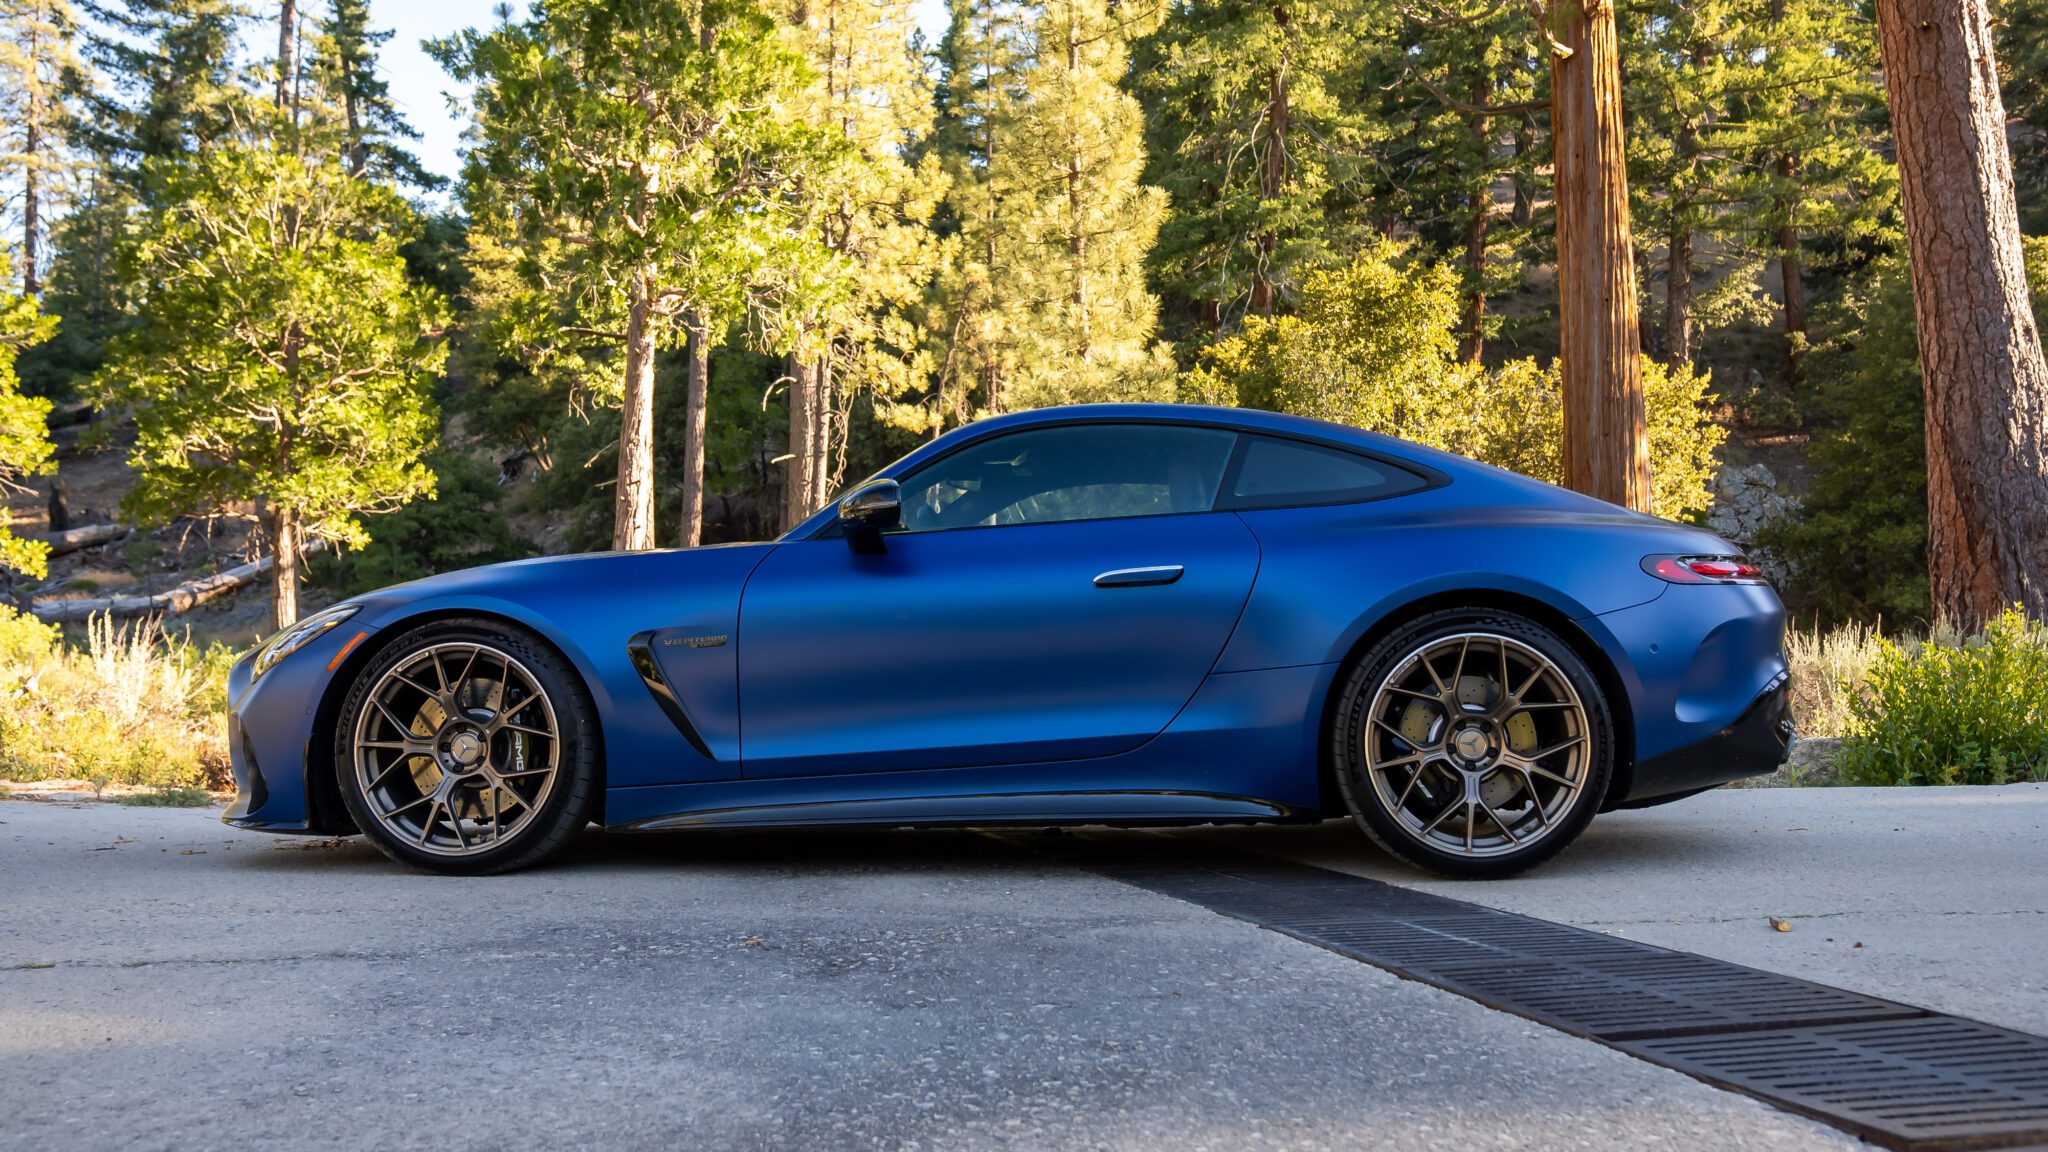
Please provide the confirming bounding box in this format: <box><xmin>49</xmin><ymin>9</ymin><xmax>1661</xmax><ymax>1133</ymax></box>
<box><xmin>332</xmin><ymin>617</ymin><xmax>600</xmax><ymax>875</ymax></box>
<box><xmin>1330</xmin><ymin>608</ymin><xmax>1615</xmax><ymax>879</ymax></box>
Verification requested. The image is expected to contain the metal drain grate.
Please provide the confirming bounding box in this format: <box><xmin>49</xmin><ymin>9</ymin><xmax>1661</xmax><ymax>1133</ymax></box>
<box><xmin>1036</xmin><ymin>835</ymin><xmax>2048</xmax><ymax>1152</ymax></box>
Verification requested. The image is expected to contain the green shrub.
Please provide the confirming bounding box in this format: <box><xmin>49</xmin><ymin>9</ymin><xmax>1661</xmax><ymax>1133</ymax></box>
<box><xmin>1183</xmin><ymin>239</ymin><xmax>1726</xmax><ymax>521</ymax></box>
<box><xmin>1836</xmin><ymin>609</ymin><xmax>2048</xmax><ymax>786</ymax></box>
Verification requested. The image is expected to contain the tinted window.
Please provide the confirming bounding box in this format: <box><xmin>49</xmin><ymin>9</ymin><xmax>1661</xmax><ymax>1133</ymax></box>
<box><xmin>1225</xmin><ymin>436</ymin><xmax>1429</xmax><ymax>508</ymax></box>
<box><xmin>897</xmin><ymin>424</ymin><xmax>1236</xmax><ymax>532</ymax></box>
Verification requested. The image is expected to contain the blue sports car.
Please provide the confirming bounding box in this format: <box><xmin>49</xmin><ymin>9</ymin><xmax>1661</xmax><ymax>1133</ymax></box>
<box><xmin>224</xmin><ymin>404</ymin><xmax>1792</xmax><ymax>878</ymax></box>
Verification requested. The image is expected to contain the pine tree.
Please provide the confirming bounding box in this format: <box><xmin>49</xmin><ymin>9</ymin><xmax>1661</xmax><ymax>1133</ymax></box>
<box><xmin>77</xmin><ymin>0</ymin><xmax>249</xmax><ymax>176</ymax></box>
<box><xmin>925</xmin><ymin>0</ymin><xmax>1032</xmax><ymax>418</ymax></box>
<box><xmin>1130</xmin><ymin>0</ymin><xmax>1369</xmax><ymax>337</ymax></box>
<box><xmin>767</xmin><ymin>0</ymin><xmax>947</xmax><ymax>532</ymax></box>
<box><xmin>310</xmin><ymin>0</ymin><xmax>436</xmax><ymax>186</ymax></box>
<box><xmin>1721</xmin><ymin>0</ymin><xmax>1892</xmax><ymax>381</ymax></box>
<box><xmin>438</xmin><ymin>0</ymin><xmax>819</xmax><ymax>551</ymax></box>
<box><xmin>1365</xmin><ymin>0</ymin><xmax>1545</xmax><ymax>361</ymax></box>
<box><xmin>0</xmin><ymin>0</ymin><xmax>85</xmax><ymax>297</ymax></box>
<box><xmin>93</xmin><ymin>140</ymin><xmax>446</xmax><ymax>628</ymax></box>
<box><xmin>1878</xmin><ymin>0</ymin><xmax>2048</xmax><ymax>621</ymax></box>
<box><xmin>994</xmin><ymin>0</ymin><xmax>1173</xmax><ymax>408</ymax></box>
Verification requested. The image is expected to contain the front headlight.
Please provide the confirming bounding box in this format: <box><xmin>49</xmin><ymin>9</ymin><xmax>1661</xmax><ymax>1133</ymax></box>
<box><xmin>252</xmin><ymin>604</ymin><xmax>361</xmax><ymax>680</ymax></box>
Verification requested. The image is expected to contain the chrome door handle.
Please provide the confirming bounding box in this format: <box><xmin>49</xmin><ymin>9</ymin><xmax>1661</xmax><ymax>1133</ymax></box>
<box><xmin>1094</xmin><ymin>565</ymin><xmax>1184</xmax><ymax>588</ymax></box>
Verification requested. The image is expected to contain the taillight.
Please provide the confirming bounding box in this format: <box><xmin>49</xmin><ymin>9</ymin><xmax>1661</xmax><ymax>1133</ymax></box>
<box><xmin>1642</xmin><ymin>554</ymin><xmax>1769</xmax><ymax>584</ymax></box>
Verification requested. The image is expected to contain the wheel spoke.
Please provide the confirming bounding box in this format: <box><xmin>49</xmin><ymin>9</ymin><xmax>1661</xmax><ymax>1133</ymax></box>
<box><xmin>1522</xmin><ymin>734</ymin><xmax>1586</xmax><ymax>763</ymax></box>
<box><xmin>1480</xmin><ymin>796</ymin><xmax>1521</xmax><ymax>845</ymax></box>
<box><xmin>1449</xmin><ymin>638</ymin><xmax>1472</xmax><ymax>702</ymax></box>
<box><xmin>495</xmin><ymin>721</ymin><xmax>555</xmax><ymax>740</ymax></box>
<box><xmin>371</xmin><ymin>697</ymin><xmax>419</xmax><ymax>740</ymax></box>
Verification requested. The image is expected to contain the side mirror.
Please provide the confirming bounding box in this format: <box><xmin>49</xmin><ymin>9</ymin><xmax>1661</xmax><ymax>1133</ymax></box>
<box><xmin>837</xmin><ymin>479</ymin><xmax>901</xmax><ymax>554</ymax></box>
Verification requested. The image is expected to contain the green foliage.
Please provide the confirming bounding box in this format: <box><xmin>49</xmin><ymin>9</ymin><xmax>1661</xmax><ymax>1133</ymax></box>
<box><xmin>1762</xmin><ymin>256</ymin><xmax>1930</xmax><ymax>622</ymax></box>
<box><xmin>439</xmin><ymin>0</ymin><xmax>824</xmax><ymax>363</ymax></box>
<box><xmin>1768</xmin><ymin>239</ymin><xmax>2048</xmax><ymax>623</ymax></box>
<box><xmin>310</xmin><ymin>450</ymin><xmax>536</xmax><ymax>596</ymax></box>
<box><xmin>0</xmin><ymin>259</ymin><xmax>57</xmax><ymax>579</ymax></box>
<box><xmin>0</xmin><ymin>603</ymin><xmax>58</xmax><ymax>666</ymax></box>
<box><xmin>1183</xmin><ymin>241</ymin><xmax>1726</xmax><ymax>520</ymax></box>
<box><xmin>94</xmin><ymin>138</ymin><xmax>445</xmax><ymax>553</ymax></box>
<box><xmin>1131</xmin><ymin>0</ymin><xmax>1379</xmax><ymax>333</ymax></box>
<box><xmin>1836</xmin><ymin>610</ymin><xmax>2048</xmax><ymax>786</ymax></box>
<box><xmin>309</xmin><ymin>0</ymin><xmax>439</xmax><ymax>188</ymax></box>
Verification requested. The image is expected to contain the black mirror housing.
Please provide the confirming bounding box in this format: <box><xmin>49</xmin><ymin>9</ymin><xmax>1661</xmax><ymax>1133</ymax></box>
<box><xmin>837</xmin><ymin>479</ymin><xmax>901</xmax><ymax>553</ymax></box>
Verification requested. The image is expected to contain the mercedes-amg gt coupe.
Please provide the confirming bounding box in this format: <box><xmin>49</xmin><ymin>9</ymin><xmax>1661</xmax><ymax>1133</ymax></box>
<box><xmin>224</xmin><ymin>403</ymin><xmax>1792</xmax><ymax>878</ymax></box>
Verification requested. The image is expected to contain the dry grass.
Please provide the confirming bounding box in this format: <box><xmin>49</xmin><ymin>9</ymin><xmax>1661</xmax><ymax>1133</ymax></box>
<box><xmin>0</xmin><ymin>607</ymin><xmax>235</xmax><ymax>790</ymax></box>
<box><xmin>1785</xmin><ymin>618</ymin><xmax>1885</xmax><ymax>739</ymax></box>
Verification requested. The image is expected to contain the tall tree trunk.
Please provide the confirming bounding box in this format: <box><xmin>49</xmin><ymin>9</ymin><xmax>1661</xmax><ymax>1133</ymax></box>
<box><xmin>268</xmin><ymin>507</ymin><xmax>300</xmax><ymax>631</ymax></box>
<box><xmin>1511</xmin><ymin>117</ymin><xmax>1534</xmax><ymax>228</ymax></box>
<box><xmin>1665</xmin><ymin>220</ymin><xmax>1693</xmax><ymax>365</ymax></box>
<box><xmin>21</xmin><ymin>117</ymin><xmax>38</xmax><ymax>297</ymax></box>
<box><xmin>22</xmin><ymin>13</ymin><xmax>39</xmax><ymax>299</ymax></box>
<box><xmin>811</xmin><ymin>358</ymin><xmax>832</xmax><ymax>507</ymax></box>
<box><xmin>1250</xmin><ymin>4</ymin><xmax>1289</xmax><ymax>318</ymax></box>
<box><xmin>1776</xmin><ymin>155</ymin><xmax>1807</xmax><ymax>381</ymax></box>
<box><xmin>1460</xmin><ymin>196</ymin><xmax>1489</xmax><ymax>362</ymax></box>
<box><xmin>679</xmin><ymin>311</ymin><xmax>711</xmax><ymax>547</ymax></box>
<box><xmin>1459</xmin><ymin>74</ymin><xmax>1493</xmax><ymax>363</ymax></box>
<box><xmin>275</xmin><ymin>0</ymin><xmax>297</xmax><ymax>110</ymax></box>
<box><xmin>1549</xmin><ymin>0</ymin><xmax>1650</xmax><ymax>511</ymax></box>
<box><xmin>783</xmin><ymin>357</ymin><xmax>819</xmax><ymax>534</ymax></box>
<box><xmin>1877</xmin><ymin>0</ymin><xmax>2048</xmax><ymax>622</ymax></box>
<box><xmin>613</xmin><ymin>277</ymin><xmax>659</xmax><ymax>551</ymax></box>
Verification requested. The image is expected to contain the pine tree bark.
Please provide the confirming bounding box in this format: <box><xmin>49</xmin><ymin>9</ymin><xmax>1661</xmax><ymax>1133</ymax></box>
<box><xmin>275</xmin><ymin>0</ymin><xmax>297</xmax><ymax>109</ymax></box>
<box><xmin>1877</xmin><ymin>0</ymin><xmax>2048</xmax><ymax>622</ymax></box>
<box><xmin>1549</xmin><ymin>0</ymin><xmax>1650</xmax><ymax>511</ymax></box>
<box><xmin>679</xmin><ymin>311</ymin><xmax>711</xmax><ymax>547</ymax></box>
<box><xmin>268</xmin><ymin>507</ymin><xmax>300</xmax><ymax>631</ymax></box>
<box><xmin>783</xmin><ymin>357</ymin><xmax>819</xmax><ymax>534</ymax></box>
<box><xmin>613</xmin><ymin>276</ymin><xmax>659</xmax><ymax>551</ymax></box>
<box><xmin>1776</xmin><ymin>156</ymin><xmax>1807</xmax><ymax>381</ymax></box>
<box><xmin>22</xmin><ymin>27</ymin><xmax>40</xmax><ymax>299</ymax></box>
<box><xmin>1250</xmin><ymin>4</ymin><xmax>1289</xmax><ymax>318</ymax></box>
<box><xmin>1459</xmin><ymin>75</ymin><xmax>1492</xmax><ymax>363</ymax></box>
<box><xmin>1665</xmin><ymin>220</ymin><xmax>1693</xmax><ymax>365</ymax></box>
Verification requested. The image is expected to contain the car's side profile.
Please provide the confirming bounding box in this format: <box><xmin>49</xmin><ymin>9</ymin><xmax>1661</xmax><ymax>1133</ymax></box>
<box><xmin>224</xmin><ymin>404</ymin><xmax>1792</xmax><ymax>878</ymax></box>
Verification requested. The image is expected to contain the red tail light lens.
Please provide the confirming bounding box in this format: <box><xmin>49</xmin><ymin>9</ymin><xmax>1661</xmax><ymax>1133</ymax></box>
<box><xmin>1643</xmin><ymin>555</ymin><xmax>1768</xmax><ymax>584</ymax></box>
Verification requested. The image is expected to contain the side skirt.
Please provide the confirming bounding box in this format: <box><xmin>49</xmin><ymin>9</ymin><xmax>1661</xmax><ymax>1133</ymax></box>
<box><xmin>612</xmin><ymin>791</ymin><xmax>1305</xmax><ymax>832</ymax></box>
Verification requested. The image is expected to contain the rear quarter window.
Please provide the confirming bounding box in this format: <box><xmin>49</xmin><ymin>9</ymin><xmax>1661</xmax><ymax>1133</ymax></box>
<box><xmin>1221</xmin><ymin>435</ymin><xmax>1432</xmax><ymax>510</ymax></box>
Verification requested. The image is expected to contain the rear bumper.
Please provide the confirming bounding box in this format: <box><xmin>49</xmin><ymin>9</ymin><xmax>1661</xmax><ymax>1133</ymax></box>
<box><xmin>1620</xmin><ymin>671</ymin><xmax>1793</xmax><ymax>805</ymax></box>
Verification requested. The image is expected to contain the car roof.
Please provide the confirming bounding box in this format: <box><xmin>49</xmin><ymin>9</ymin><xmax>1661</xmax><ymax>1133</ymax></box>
<box><xmin>933</xmin><ymin>403</ymin><xmax>1482</xmax><ymax>475</ymax></box>
<box><xmin>785</xmin><ymin>403</ymin><xmax>1645</xmax><ymax>540</ymax></box>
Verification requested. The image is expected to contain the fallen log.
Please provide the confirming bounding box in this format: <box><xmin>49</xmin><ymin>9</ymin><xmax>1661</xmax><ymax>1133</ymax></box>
<box><xmin>32</xmin><ymin>522</ymin><xmax>129</xmax><ymax>558</ymax></box>
<box><xmin>29</xmin><ymin>541</ymin><xmax>325</xmax><ymax>624</ymax></box>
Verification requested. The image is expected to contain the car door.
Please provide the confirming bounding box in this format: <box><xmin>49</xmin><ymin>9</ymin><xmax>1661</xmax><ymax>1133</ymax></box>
<box><xmin>737</xmin><ymin>421</ymin><xmax>1261</xmax><ymax>778</ymax></box>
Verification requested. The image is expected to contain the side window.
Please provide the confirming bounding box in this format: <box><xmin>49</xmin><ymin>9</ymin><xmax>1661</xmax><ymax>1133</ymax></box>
<box><xmin>896</xmin><ymin>424</ymin><xmax>1236</xmax><ymax>532</ymax></box>
<box><xmin>1222</xmin><ymin>436</ymin><xmax>1430</xmax><ymax>509</ymax></box>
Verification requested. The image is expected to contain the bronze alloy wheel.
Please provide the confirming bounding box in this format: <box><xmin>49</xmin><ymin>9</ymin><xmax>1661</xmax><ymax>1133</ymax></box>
<box><xmin>1333</xmin><ymin>610</ymin><xmax>1614</xmax><ymax>877</ymax></box>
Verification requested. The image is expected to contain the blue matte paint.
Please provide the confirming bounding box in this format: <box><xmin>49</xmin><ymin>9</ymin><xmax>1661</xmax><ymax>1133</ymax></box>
<box><xmin>223</xmin><ymin>403</ymin><xmax>1790</xmax><ymax>837</ymax></box>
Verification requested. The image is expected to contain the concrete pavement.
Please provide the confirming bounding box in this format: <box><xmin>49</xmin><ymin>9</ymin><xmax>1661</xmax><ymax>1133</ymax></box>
<box><xmin>0</xmin><ymin>797</ymin><xmax>1875</xmax><ymax>1151</ymax></box>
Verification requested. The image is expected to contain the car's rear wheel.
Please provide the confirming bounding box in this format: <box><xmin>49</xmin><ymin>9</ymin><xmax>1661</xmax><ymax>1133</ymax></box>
<box><xmin>334</xmin><ymin>618</ymin><xmax>599</xmax><ymax>875</ymax></box>
<box><xmin>1331</xmin><ymin>609</ymin><xmax>1614</xmax><ymax>878</ymax></box>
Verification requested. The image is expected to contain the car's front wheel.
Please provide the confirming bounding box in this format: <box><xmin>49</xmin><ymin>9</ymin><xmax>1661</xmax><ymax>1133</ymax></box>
<box><xmin>1331</xmin><ymin>609</ymin><xmax>1615</xmax><ymax>878</ymax></box>
<box><xmin>333</xmin><ymin>618</ymin><xmax>599</xmax><ymax>875</ymax></box>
